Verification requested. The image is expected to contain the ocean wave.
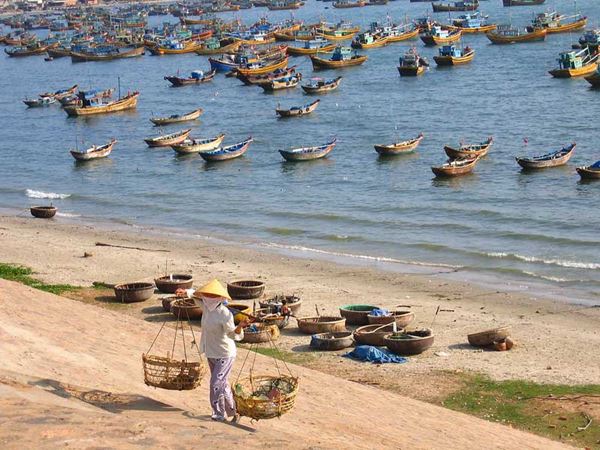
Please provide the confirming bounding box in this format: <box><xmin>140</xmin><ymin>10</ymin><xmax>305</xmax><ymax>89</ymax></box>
<box><xmin>261</xmin><ymin>242</ymin><xmax>462</xmax><ymax>269</ymax></box>
<box><xmin>56</xmin><ymin>212</ymin><xmax>80</xmax><ymax>218</ymax></box>
<box><xmin>25</xmin><ymin>189</ymin><xmax>70</xmax><ymax>200</ymax></box>
<box><xmin>486</xmin><ymin>252</ymin><xmax>600</xmax><ymax>270</ymax></box>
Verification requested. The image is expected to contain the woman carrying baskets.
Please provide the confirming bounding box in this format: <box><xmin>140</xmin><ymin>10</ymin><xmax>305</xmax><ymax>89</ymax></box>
<box><xmin>176</xmin><ymin>279</ymin><xmax>249</xmax><ymax>422</ymax></box>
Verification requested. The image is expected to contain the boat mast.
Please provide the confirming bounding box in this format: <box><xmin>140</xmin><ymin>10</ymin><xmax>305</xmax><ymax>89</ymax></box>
<box><xmin>118</xmin><ymin>76</ymin><xmax>121</xmax><ymax>100</ymax></box>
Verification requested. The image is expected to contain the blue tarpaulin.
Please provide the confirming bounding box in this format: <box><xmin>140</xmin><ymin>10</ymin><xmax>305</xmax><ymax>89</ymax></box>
<box><xmin>343</xmin><ymin>345</ymin><xmax>408</xmax><ymax>364</ymax></box>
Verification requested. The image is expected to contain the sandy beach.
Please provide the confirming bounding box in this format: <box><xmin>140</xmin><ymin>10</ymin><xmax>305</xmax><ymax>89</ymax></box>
<box><xmin>0</xmin><ymin>214</ymin><xmax>599</xmax><ymax>448</ymax></box>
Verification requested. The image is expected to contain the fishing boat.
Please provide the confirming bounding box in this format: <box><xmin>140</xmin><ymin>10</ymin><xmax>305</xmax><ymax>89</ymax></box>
<box><xmin>70</xmin><ymin>139</ymin><xmax>117</xmax><ymax>161</ymax></box>
<box><xmin>148</xmin><ymin>40</ymin><xmax>204</xmax><ymax>55</ymax></box>
<box><xmin>301</xmin><ymin>76</ymin><xmax>343</xmax><ymax>94</ymax></box>
<box><xmin>234</xmin><ymin>57</ymin><xmax>289</xmax><ymax>77</ymax></box>
<box><xmin>47</xmin><ymin>46</ymin><xmax>72</xmax><ymax>58</ymax></box>
<box><xmin>164</xmin><ymin>69</ymin><xmax>216</xmax><ymax>86</ymax></box>
<box><xmin>374</xmin><ymin>133</ymin><xmax>424</xmax><ymax>155</ymax></box>
<box><xmin>310</xmin><ymin>47</ymin><xmax>367</xmax><ymax>69</ymax></box>
<box><xmin>23</xmin><ymin>96</ymin><xmax>56</xmax><ymax>108</ymax></box>
<box><xmin>398</xmin><ymin>48</ymin><xmax>429</xmax><ymax>76</ymax></box>
<box><xmin>39</xmin><ymin>85</ymin><xmax>78</xmax><ymax>100</ymax></box>
<box><xmin>275</xmin><ymin>99</ymin><xmax>320</xmax><ymax>117</ymax></box>
<box><xmin>503</xmin><ymin>0</ymin><xmax>545</xmax><ymax>6</ymax></box>
<box><xmin>59</xmin><ymin>88</ymin><xmax>114</xmax><ymax>107</ymax></box>
<box><xmin>420</xmin><ymin>26</ymin><xmax>462</xmax><ymax>46</ymax></box>
<box><xmin>584</xmin><ymin>67</ymin><xmax>600</xmax><ymax>87</ymax></box>
<box><xmin>444</xmin><ymin>137</ymin><xmax>493</xmax><ymax>159</ymax></box>
<box><xmin>5</xmin><ymin>42</ymin><xmax>58</xmax><ymax>57</ymax></box>
<box><xmin>195</xmin><ymin>37</ymin><xmax>242</xmax><ymax>55</ymax></box>
<box><xmin>577</xmin><ymin>30</ymin><xmax>600</xmax><ymax>53</ymax></box>
<box><xmin>351</xmin><ymin>31</ymin><xmax>388</xmax><ymax>49</ymax></box>
<box><xmin>316</xmin><ymin>22</ymin><xmax>360</xmax><ymax>41</ymax></box>
<box><xmin>448</xmin><ymin>12</ymin><xmax>497</xmax><ymax>33</ymax></box>
<box><xmin>171</xmin><ymin>134</ymin><xmax>226</xmax><ymax>155</ymax></box>
<box><xmin>516</xmin><ymin>143</ymin><xmax>576</xmax><ymax>169</ymax></box>
<box><xmin>383</xmin><ymin>25</ymin><xmax>420</xmax><ymax>43</ymax></box>
<box><xmin>64</xmin><ymin>92</ymin><xmax>139</xmax><ymax>117</ymax></box>
<box><xmin>433</xmin><ymin>45</ymin><xmax>475</xmax><ymax>66</ymax></box>
<box><xmin>527</xmin><ymin>12</ymin><xmax>587</xmax><ymax>34</ymax></box>
<box><xmin>332</xmin><ymin>0</ymin><xmax>365</xmax><ymax>8</ymax></box>
<box><xmin>70</xmin><ymin>46</ymin><xmax>144</xmax><ymax>62</ymax></box>
<box><xmin>279</xmin><ymin>138</ymin><xmax>337</xmax><ymax>162</ymax></box>
<box><xmin>150</xmin><ymin>108</ymin><xmax>203</xmax><ymax>126</ymax></box>
<box><xmin>287</xmin><ymin>38</ymin><xmax>337</xmax><ymax>55</ymax></box>
<box><xmin>431</xmin><ymin>157</ymin><xmax>479</xmax><ymax>177</ymax></box>
<box><xmin>237</xmin><ymin>66</ymin><xmax>297</xmax><ymax>85</ymax></box>
<box><xmin>576</xmin><ymin>161</ymin><xmax>600</xmax><ymax>180</ymax></box>
<box><xmin>486</xmin><ymin>26</ymin><xmax>546</xmax><ymax>44</ymax></box>
<box><xmin>144</xmin><ymin>129</ymin><xmax>192</xmax><ymax>148</ymax></box>
<box><xmin>267</xmin><ymin>0</ymin><xmax>304</xmax><ymax>10</ymax></box>
<box><xmin>549</xmin><ymin>48</ymin><xmax>598</xmax><ymax>78</ymax></box>
<box><xmin>432</xmin><ymin>1</ymin><xmax>478</xmax><ymax>13</ymax></box>
<box><xmin>275</xmin><ymin>28</ymin><xmax>318</xmax><ymax>42</ymax></box>
<box><xmin>199</xmin><ymin>137</ymin><xmax>253</xmax><ymax>161</ymax></box>
<box><xmin>260</xmin><ymin>73</ymin><xmax>302</xmax><ymax>91</ymax></box>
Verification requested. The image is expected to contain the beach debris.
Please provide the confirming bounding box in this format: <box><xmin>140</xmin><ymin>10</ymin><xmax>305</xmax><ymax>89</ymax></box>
<box><xmin>95</xmin><ymin>242</ymin><xmax>170</xmax><ymax>253</ymax></box>
<box><xmin>577</xmin><ymin>413</ymin><xmax>592</xmax><ymax>432</ymax></box>
<box><xmin>434</xmin><ymin>351</ymin><xmax>450</xmax><ymax>357</ymax></box>
<box><xmin>83</xmin><ymin>252</ymin><xmax>93</xmax><ymax>258</ymax></box>
<box><xmin>493</xmin><ymin>337</ymin><xmax>514</xmax><ymax>352</ymax></box>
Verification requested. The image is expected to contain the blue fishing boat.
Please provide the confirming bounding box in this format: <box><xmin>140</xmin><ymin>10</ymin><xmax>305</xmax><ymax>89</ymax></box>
<box><xmin>200</xmin><ymin>137</ymin><xmax>254</xmax><ymax>161</ymax></box>
<box><xmin>209</xmin><ymin>53</ymin><xmax>251</xmax><ymax>72</ymax></box>
<box><xmin>433</xmin><ymin>45</ymin><xmax>475</xmax><ymax>65</ymax></box>
<box><xmin>450</xmin><ymin>12</ymin><xmax>496</xmax><ymax>33</ymax></box>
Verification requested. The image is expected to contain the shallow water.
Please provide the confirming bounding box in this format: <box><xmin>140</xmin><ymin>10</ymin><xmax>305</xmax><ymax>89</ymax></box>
<box><xmin>0</xmin><ymin>0</ymin><xmax>599</xmax><ymax>302</ymax></box>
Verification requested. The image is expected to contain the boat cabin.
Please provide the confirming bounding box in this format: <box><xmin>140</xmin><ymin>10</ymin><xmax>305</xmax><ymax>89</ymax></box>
<box><xmin>438</xmin><ymin>45</ymin><xmax>463</xmax><ymax>57</ymax></box>
<box><xmin>331</xmin><ymin>46</ymin><xmax>354</xmax><ymax>61</ymax></box>
<box><xmin>429</xmin><ymin>26</ymin><xmax>450</xmax><ymax>38</ymax></box>
<box><xmin>557</xmin><ymin>48</ymin><xmax>591</xmax><ymax>70</ymax></box>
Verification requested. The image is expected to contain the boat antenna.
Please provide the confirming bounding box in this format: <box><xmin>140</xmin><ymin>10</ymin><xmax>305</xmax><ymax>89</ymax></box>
<box><xmin>118</xmin><ymin>76</ymin><xmax>121</xmax><ymax>99</ymax></box>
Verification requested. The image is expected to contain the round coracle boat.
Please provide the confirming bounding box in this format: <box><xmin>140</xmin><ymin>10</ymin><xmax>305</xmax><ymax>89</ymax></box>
<box><xmin>30</xmin><ymin>206</ymin><xmax>57</xmax><ymax>219</ymax></box>
<box><xmin>242</xmin><ymin>323</ymin><xmax>280</xmax><ymax>343</ymax></box>
<box><xmin>154</xmin><ymin>274</ymin><xmax>193</xmax><ymax>293</ymax></box>
<box><xmin>353</xmin><ymin>323</ymin><xmax>396</xmax><ymax>347</ymax></box>
<box><xmin>259</xmin><ymin>294</ymin><xmax>302</xmax><ymax>315</ymax></box>
<box><xmin>255</xmin><ymin>308</ymin><xmax>290</xmax><ymax>329</ymax></box>
<box><xmin>170</xmin><ymin>298</ymin><xmax>203</xmax><ymax>320</ymax></box>
<box><xmin>384</xmin><ymin>329</ymin><xmax>434</xmax><ymax>356</ymax></box>
<box><xmin>310</xmin><ymin>331</ymin><xmax>353</xmax><ymax>351</ymax></box>
<box><xmin>367</xmin><ymin>310</ymin><xmax>415</xmax><ymax>328</ymax></box>
<box><xmin>296</xmin><ymin>316</ymin><xmax>346</xmax><ymax>334</ymax></box>
<box><xmin>161</xmin><ymin>296</ymin><xmax>176</xmax><ymax>312</ymax></box>
<box><xmin>339</xmin><ymin>304</ymin><xmax>380</xmax><ymax>325</ymax></box>
<box><xmin>227</xmin><ymin>280</ymin><xmax>266</xmax><ymax>299</ymax></box>
<box><xmin>114</xmin><ymin>282</ymin><xmax>155</xmax><ymax>303</ymax></box>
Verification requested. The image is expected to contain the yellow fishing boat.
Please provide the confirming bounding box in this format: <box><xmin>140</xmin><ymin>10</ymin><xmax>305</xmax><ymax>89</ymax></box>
<box><xmin>287</xmin><ymin>38</ymin><xmax>337</xmax><ymax>55</ymax></box>
<box><xmin>310</xmin><ymin>46</ymin><xmax>367</xmax><ymax>69</ymax></box>
<box><xmin>351</xmin><ymin>32</ymin><xmax>388</xmax><ymax>49</ymax></box>
<box><xmin>433</xmin><ymin>45</ymin><xmax>475</xmax><ymax>66</ymax></box>
<box><xmin>235</xmin><ymin>57</ymin><xmax>289</xmax><ymax>76</ymax></box>
<box><xmin>420</xmin><ymin>26</ymin><xmax>462</xmax><ymax>46</ymax></box>
<box><xmin>385</xmin><ymin>28</ymin><xmax>419</xmax><ymax>43</ymax></box>
<box><xmin>64</xmin><ymin>92</ymin><xmax>139</xmax><ymax>117</ymax></box>
<box><xmin>148</xmin><ymin>40</ymin><xmax>202</xmax><ymax>55</ymax></box>
<box><xmin>549</xmin><ymin>48</ymin><xmax>598</xmax><ymax>78</ymax></box>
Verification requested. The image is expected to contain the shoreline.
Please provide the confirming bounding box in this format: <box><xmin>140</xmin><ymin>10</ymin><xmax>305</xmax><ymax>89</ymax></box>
<box><xmin>3</xmin><ymin>205</ymin><xmax>598</xmax><ymax>307</ymax></box>
<box><xmin>1</xmin><ymin>213</ymin><xmax>599</xmax><ymax>387</ymax></box>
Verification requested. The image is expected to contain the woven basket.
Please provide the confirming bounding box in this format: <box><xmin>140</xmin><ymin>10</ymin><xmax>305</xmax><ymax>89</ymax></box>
<box><xmin>353</xmin><ymin>324</ymin><xmax>395</xmax><ymax>346</ymax></box>
<box><xmin>227</xmin><ymin>280</ymin><xmax>265</xmax><ymax>300</ymax></box>
<box><xmin>114</xmin><ymin>282</ymin><xmax>155</xmax><ymax>303</ymax></box>
<box><xmin>233</xmin><ymin>375</ymin><xmax>298</xmax><ymax>420</ymax></box>
<box><xmin>30</xmin><ymin>206</ymin><xmax>57</xmax><ymax>219</ymax></box>
<box><xmin>170</xmin><ymin>298</ymin><xmax>203</xmax><ymax>320</ymax></box>
<box><xmin>242</xmin><ymin>324</ymin><xmax>280</xmax><ymax>343</ymax></box>
<box><xmin>296</xmin><ymin>316</ymin><xmax>346</xmax><ymax>334</ymax></box>
<box><xmin>142</xmin><ymin>354</ymin><xmax>206</xmax><ymax>391</ymax></box>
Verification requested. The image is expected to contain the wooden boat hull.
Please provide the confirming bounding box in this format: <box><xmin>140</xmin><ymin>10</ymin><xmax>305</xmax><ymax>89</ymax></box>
<box><xmin>5</xmin><ymin>43</ymin><xmax>57</xmax><ymax>57</ymax></box>
<box><xmin>301</xmin><ymin>77</ymin><xmax>342</xmax><ymax>93</ymax></box>
<box><xmin>150</xmin><ymin>109</ymin><xmax>203</xmax><ymax>125</ymax></box>
<box><xmin>374</xmin><ymin>135</ymin><xmax>424</xmax><ymax>155</ymax></box>
<box><xmin>420</xmin><ymin>31</ymin><xmax>462</xmax><ymax>46</ymax></box>
<box><xmin>70</xmin><ymin>46</ymin><xmax>144</xmax><ymax>62</ymax></box>
<box><xmin>398</xmin><ymin>65</ymin><xmax>426</xmax><ymax>76</ymax></box>
<box><xmin>351</xmin><ymin>37</ymin><xmax>388</xmax><ymax>49</ymax></box>
<box><xmin>287</xmin><ymin>43</ymin><xmax>337</xmax><ymax>55</ymax></box>
<box><xmin>432</xmin><ymin>158</ymin><xmax>479</xmax><ymax>177</ymax></box>
<box><xmin>64</xmin><ymin>93</ymin><xmax>139</xmax><ymax>116</ymax></box>
<box><xmin>276</xmin><ymin>100</ymin><xmax>320</xmax><ymax>117</ymax></box>
<box><xmin>164</xmin><ymin>70</ymin><xmax>216</xmax><ymax>86</ymax></box>
<box><xmin>172</xmin><ymin>134</ymin><xmax>226</xmax><ymax>154</ymax></box>
<box><xmin>530</xmin><ymin>17</ymin><xmax>587</xmax><ymax>34</ymax></box>
<box><xmin>316</xmin><ymin>31</ymin><xmax>357</xmax><ymax>41</ymax></box>
<box><xmin>261</xmin><ymin>76</ymin><xmax>301</xmax><ymax>91</ymax></box>
<box><xmin>385</xmin><ymin>29</ymin><xmax>419</xmax><ymax>42</ymax></box>
<box><xmin>235</xmin><ymin>57</ymin><xmax>289</xmax><ymax>76</ymax></box>
<box><xmin>47</xmin><ymin>47</ymin><xmax>72</xmax><ymax>58</ymax></box>
<box><xmin>549</xmin><ymin>62</ymin><xmax>597</xmax><ymax>78</ymax></box>
<box><xmin>234</xmin><ymin>37</ymin><xmax>276</xmax><ymax>46</ymax></box>
<box><xmin>432</xmin><ymin>3</ymin><xmax>478</xmax><ymax>13</ymax></box>
<box><xmin>332</xmin><ymin>1</ymin><xmax>365</xmax><ymax>7</ymax></box>
<box><xmin>447</xmin><ymin>24</ymin><xmax>497</xmax><ymax>34</ymax></box>
<box><xmin>144</xmin><ymin>129</ymin><xmax>191</xmax><ymax>147</ymax></box>
<box><xmin>576</xmin><ymin>167</ymin><xmax>600</xmax><ymax>180</ymax></box>
<box><xmin>148</xmin><ymin>41</ymin><xmax>204</xmax><ymax>55</ymax></box>
<box><xmin>310</xmin><ymin>54</ymin><xmax>367</xmax><ymax>69</ymax></box>
<box><xmin>70</xmin><ymin>140</ymin><xmax>116</xmax><ymax>161</ymax></box>
<box><xmin>503</xmin><ymin>0</ymin><xmax>545</xmax><ymax>6</ymax></box>
<box><xmin>195</xmin><ymin>40</ymin><xmax>242</xmax><ymax>55</ymax></box>
<box><xmin>279</xmin><ymin>140</ymin><xmax>337</xmax><ymax>161</ymax></box>
<box><xmin>434</xmin><ymin>50</ymin><xmax>474</xmax><ymax>66</ymax></box>
<box><xmin>444</xmin><ymin>139</ymin><xmax>492</xmax><ymax>159</ymax></box>
<box><xmin>486</xmin><ymin>28</ymin><xmax>546</xmax><ymax>44</ymax></box>
<box><xmin>516</xmin><ymin>144</ymin><xmax>575</xmax><ymax>169</ymax></box>
<box><xmin>200</xmin><ymin>138</ymin><xmax>253</xmax><ymax>161</ymax></box>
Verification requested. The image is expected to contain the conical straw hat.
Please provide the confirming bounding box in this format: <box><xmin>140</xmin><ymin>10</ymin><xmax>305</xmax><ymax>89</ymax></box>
<box><xmin>193</xmin><ymin>279</ymin><xmax>231</xmax><ymax>300</ymax></box>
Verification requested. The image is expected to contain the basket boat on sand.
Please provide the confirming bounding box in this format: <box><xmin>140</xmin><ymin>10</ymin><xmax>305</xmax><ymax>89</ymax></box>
<box><xmin>233</xmin><ymin>375</ymin><xmax>299</xmax><ymax>420</ymax></box>
<box><xmin>310</xmin><ymin>331</ymin><xmax>353</xmax><ymax>350</ymax></box>
<box><xmin>339</xmin><ymin>304</ymin><xmax>380</xmax><ymax>325</ymax></box>
<box><xmin>154</xmin><ymin>274</ymin><xmax>194</xmax><ymax>293</ymax></box>
<box><xmin>227</xmin><ymin>280</ymin><xmax>266</xmax><ymax>299</ymax></box>
<box><xmin>367</xmin><ymin>310</ymin><xmax>414</xmax><ymax>328</ymax></box>
<box><xmin>296</xmin><ymin>316</ymin><xmax>346</xmax><ymax>334</ymax></box>
<box><xmin>114</xmin><ymin>282</ymin><xmax>155</xmax><ymax>303</ymax></box>
<box><xmin>467</xmin><ymin>326</ymin><xmax>511</xmax><ymax>347</ymax></box>
<box><xmin>384</xmin><ymin>329</ymin><xmax>434</xmax><ymax>355</ymax></box>
<box><xmin>242</xmin><ymin>323</ymin><xmax>280</xmax><ymax>343</ymax></box>
<box><xmin>259</xmin><ymin>294</ymin><xmax>302</xmax><ymax>315</ymax></box>
<box><xmin>353</xmin><ymin>323</ymin><xmax>395</xmax><ymax>346</ymax></box>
